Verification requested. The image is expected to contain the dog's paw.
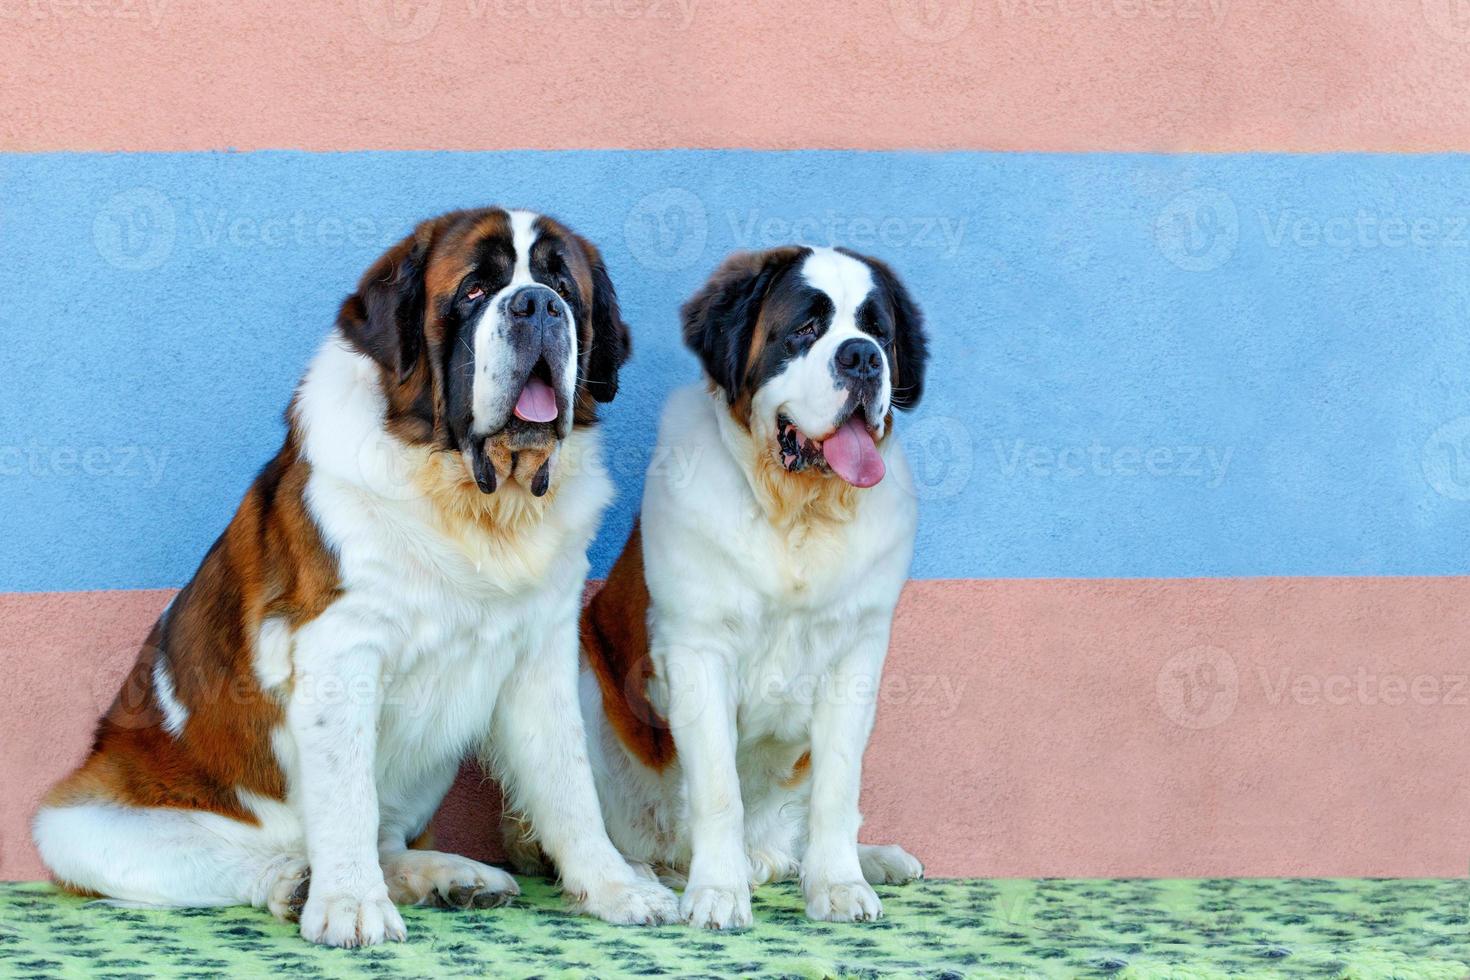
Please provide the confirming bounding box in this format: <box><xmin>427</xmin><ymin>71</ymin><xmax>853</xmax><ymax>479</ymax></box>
<box><xmin>749</xmin><ymin>848</ymin><xmax>801</xmax><ymax>886</ymax></box>
<box><xmin>264</xmin><ymin>858</ymin><xmax>312</xmax><ymax>923</ymax></box>
<box><xmin>681</xmin><ymin>881</ymin><xmax>753</xmax><ymax>930</ymax></box>
<box><xmin>803</xmin><ymin>877</ymin><xmax>883</xmax><ymax>923</ymax></box>
<box><xmin>383</xmin><ymin>850</ymin><xmax>519</xmax><ymax>910</ymax></box>
<box><xmin>858</xmin><ymin>843</ymin><xmax>924</xmax><ymax>885</ymax></box>
<box><xmin>300</xmin><ymin>886</ymin><xmax>407</xmax><ymax>947</ymax></box>
<box><xmin>572</xmin><ymin>874</ymin><xmax>680</xmax><ymax>926</ymax></box>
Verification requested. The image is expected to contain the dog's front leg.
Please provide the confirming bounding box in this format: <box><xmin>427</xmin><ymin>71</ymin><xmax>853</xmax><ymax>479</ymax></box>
<box><xmin>491</xmin><ymin>608</ymin><xmax>678</xmax><ymax>925</ymax></box>
<box><xmin>287</xmin><ymin>608</ymin><xmax>405</xmax><ymax>947</ymax></box>
<box><xmin>802</xmin><ymin>631</ymin><xmax>887</xmax><ymax>922</ymax></box>
<box><xmin>661</xmin><ymin>639</ymin><xmax>751</xmax><ymax>930</ymax></box>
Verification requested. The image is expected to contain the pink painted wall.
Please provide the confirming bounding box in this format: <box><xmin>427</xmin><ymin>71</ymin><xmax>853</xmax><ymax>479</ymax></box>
<box><xmin>7</xmin><ymin>579</ymin><xmax>1469</xmax><ymax>881</ymax></box>
<box><xmin>4</xmin><ymin>1</ymin><xmax>1470</xmax><ymax>151</ymax></box>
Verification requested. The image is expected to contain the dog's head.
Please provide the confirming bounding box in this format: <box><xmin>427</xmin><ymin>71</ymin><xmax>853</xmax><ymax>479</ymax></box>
<box><xmin>681</xmin><ymin>246</ymin><xmax>927</xmax><ymax>488</ymax></box>
<box><xmin>338</xmin><ymin>208</ymin><xmax>630</xmax><ymax>496</ymax></box>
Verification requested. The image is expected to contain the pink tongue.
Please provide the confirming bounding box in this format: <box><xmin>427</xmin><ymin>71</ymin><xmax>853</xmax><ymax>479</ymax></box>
<box><xmin>513</xmin><ymin>376</ymin><xmax>558</xmax><ymax>423</ymax></box>
<box><xmin>822</xmin><ymin>417</ymin><xmax>884</xmax><ymax>488</ymax></box>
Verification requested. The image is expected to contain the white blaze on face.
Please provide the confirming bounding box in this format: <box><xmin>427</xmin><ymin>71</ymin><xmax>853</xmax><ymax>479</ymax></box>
<box><xmin>468</xmin><ymin>209</ymin><xmax>579</xmax><ymax>437</ymax></box>
<box><xmin>750</xmin><ymin>248</ymin><xmax>892</xmax><ymax>443</ymax></box>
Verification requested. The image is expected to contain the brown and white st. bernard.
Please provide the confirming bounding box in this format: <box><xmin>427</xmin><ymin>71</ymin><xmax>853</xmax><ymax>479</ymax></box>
<box><xmin>34</xmin><ymin>208</ymin><xmax>679</xmax><ymax>946</ymax></box>
<box><xmin>508</xmin><ymin>245</ymin><xmax>930</xmax><ymax>929</ymax></box>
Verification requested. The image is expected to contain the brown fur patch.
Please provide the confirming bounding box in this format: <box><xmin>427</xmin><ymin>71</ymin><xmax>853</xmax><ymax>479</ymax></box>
<box><xmin>581</xmin><ymin>521</ymin><xmax>675</xmax><ymax>772</ymax></box>
<box><xmin>45</xmin><ymin>433</ymin><xmax>337</xmax><ymax>822</ymax></box>
<box><xmin>780</xmin><ymin>751</ymin><xmax>812</xmax><ymax>789</ymax></box>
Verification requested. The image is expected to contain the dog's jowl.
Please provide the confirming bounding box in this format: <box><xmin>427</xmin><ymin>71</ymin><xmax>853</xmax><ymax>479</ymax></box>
<box><xmin>33</xmin><ymin>208</ymin><xmax>679</xmax><ymax>946</ymax></box>
<box><xmin>512</xmin><ymin>246</ymin><xmax>930</xmax><ymax>929</ymax></box>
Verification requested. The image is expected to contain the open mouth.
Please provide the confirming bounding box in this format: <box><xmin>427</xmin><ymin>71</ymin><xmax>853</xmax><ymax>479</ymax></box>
<box><xmin>776</xmin><ymin>409</ymin><xmax>885</xmax><ymax>488</ymax></box>
<box><xmin>463</xmin><ymin>358</ymin><xmax>564</xmax><ymax>498</ymax></box>
<box><xmin>512</xmin><ymin>358</ymin><xmax>559</xmax><ymax>425</ymax></box>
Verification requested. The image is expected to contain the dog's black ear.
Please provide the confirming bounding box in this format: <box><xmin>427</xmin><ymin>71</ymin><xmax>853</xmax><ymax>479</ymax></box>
<box><xmin>680</xmin><ymin>247</ymin><xmax>806</xmax><ymax>401</ymax></box>
<box><xmin>338</xmin><ymin>218</ymin><xmax>444</xmax><ymax>384</ymax></box>
<box><xmin>865</xmin><ymin>255</ymin><xmax>928</xmax><ymax>410</ymax></box>
<box><xmin>578</xmin><ymin>237</ymin><xmax>631</xmax><ymax>404</ymax></box>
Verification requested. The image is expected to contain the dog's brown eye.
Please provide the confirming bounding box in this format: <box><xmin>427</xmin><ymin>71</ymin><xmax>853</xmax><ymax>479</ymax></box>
<box><xmin>465</xmin><ymin>285</ymin><xmax>486</xmax><ymax>301</ymax></box>
<box><xmin>555</xmin><ymin>280</ymin><xmax>573</xmax><ymax>301</ymax></box>
<box><xmin>795</xmin><ymin>320</ymin><xmax>818</xmax><ymax>340</ymax></box>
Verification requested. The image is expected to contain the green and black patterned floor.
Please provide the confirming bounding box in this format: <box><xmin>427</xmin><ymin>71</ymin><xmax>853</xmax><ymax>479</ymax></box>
<box><xmin>0</xmin><ymin>877</ymin><xmax>1466</xmax><ymax>979</ymax></box>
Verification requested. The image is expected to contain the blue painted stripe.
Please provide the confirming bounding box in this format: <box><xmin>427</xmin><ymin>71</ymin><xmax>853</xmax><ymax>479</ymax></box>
<box><xmin>2</xmin><ymin>151</ymin><xmax>1469</xmax><ymax>590</ymax></box>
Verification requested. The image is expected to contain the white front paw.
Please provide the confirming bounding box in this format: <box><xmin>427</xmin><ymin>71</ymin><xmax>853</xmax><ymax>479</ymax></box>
<box><xmin>681</xmin><ymin>881</ymin><xmax>753</xmax><ymax>930</ymax></box>
<box><xmin>572</xmin><ymin>875</ymin><xmax>679</xmax><ymax>926</ymax></box>
<box><xmin>300</xmin><ymin>885</ymin><xmax>407</xmax><ymax>947</ymax></box>
<box><xmin>803</xmin><ymin>876</ymin><xmax>883</xmax><ymax>922</ymax></box>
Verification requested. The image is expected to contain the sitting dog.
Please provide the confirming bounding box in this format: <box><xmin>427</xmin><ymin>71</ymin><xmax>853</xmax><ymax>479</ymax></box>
<box><xmin>34</xmin><ymin>207</ymin><xmax>678</xmax><ymax>946</ymax></box>
<box><xmin>508</xmin><ymin>245</ymin><xmax>929</xmax><ymax>929</ymax></box>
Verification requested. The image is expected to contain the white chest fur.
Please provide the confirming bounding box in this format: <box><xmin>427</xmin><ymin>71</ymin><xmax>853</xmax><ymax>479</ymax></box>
<box><xmin>641</xmin><ymin>385</ymin><xmax>916</xmax><ymax>746</ymax></box>
<box><xmin>282</xmin><ymin>337</ymin><xmax>613</xmax><ymax>826</ymax></box>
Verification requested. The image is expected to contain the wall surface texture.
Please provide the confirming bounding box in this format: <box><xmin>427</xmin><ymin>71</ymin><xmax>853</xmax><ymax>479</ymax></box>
<box><xmin>3</xmin><ymin>0</ymin><xmax>1470</xmax><ymax>881</ymax></box>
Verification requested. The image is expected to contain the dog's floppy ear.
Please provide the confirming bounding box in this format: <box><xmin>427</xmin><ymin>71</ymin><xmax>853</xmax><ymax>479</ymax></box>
<box><xmin>338</xmin><ymin>218</ymin><xmax>445</xmax><ymax>384</ymax></box>
<box><xmin>865</xmin><ymin>255</ymin><xmax>928</xmax><ymax>411</ymax></box>
<box><xmin>680</xmin><ymin>247</ymin><xmax>805</xmax><ymax>401</ymax></box>
<box><xmin>577</xmin><ymin>236</ymin><xmax>631</xmax><ymax>404</ymax></box>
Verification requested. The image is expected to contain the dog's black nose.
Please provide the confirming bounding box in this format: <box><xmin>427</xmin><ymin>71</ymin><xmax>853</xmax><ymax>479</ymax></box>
<box><xmin>834</xmin><ymin>338</ymin><xmax>883</xmax><ymax>382</ymax></box>
<box><xmin>507</xmin><ymin>285</ymin><xmax>563</xmax><ymax>328</ymax></box>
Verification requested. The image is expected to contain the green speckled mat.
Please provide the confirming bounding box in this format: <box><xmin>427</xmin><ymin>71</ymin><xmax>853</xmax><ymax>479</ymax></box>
<box><xmin>0</xmin><ymin>878</ymin><xmax>1466</xmax><ymax>979</ymax></box>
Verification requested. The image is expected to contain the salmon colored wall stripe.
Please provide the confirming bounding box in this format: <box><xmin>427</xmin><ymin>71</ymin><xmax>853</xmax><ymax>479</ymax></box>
<box><xmin>5</xmin><ymin>578</ymin><xmax>1469</xmax><ymax>881</ymax></box>
<box><xmin>4</xmin><ymin>1</ymin><xmax>1470</xmax><ymax>151</ymax></box>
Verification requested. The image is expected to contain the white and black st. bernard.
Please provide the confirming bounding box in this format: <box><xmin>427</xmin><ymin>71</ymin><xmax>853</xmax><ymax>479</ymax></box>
<box><xmin>34</xmin><ymin>207</ymin><xmax>680</xmax><ymax>946</ymax></box>
<box><xmin>508</xmin><ymin>245</ymin><xmax>930</xmax><ymax>929</ymax></box>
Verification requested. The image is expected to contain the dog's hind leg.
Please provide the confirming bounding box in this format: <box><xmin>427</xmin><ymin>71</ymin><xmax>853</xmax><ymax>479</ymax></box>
<box><xmin>499</xmin><ymin>808</ymin><xmax>553</xmax><ymax>878</ymax></box>
<box><xmin>33</xmin><ymin>800</ymin><xmax>307</xmax><ymax>915</ymax></box>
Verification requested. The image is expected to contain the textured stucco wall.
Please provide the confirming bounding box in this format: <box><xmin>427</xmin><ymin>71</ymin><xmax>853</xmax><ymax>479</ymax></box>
<box><xmin>5</xmin><ymin>580</ymin><xmax>1470</xmax><ymax>881</ymax></box>
<box><xmin>4</xmin><ymin>1</ymin><xmax>1470</xmax><ymax>151</ymax></box>
<box><xmin>4</xmin><ymin>152</ymin><xmax>1470</xmax><ymax>590</ymax></box>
